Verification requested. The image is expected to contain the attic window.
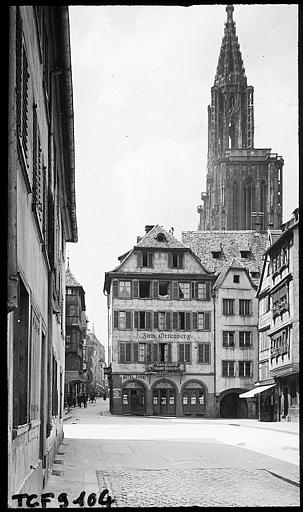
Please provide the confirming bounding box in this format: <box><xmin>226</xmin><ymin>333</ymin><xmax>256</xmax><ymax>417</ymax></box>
<box><xmin>240</xmin><ymin>250</ymin><xmax>250</xmax><ymax>258</ymax></box>
<box><xmin>251</xmin><ymin>271</ymin><xmax>260</xmax><ymax>279</ymax></box>
<box><xmin>156</xmin><ymin>233</ymin><xmax>166</xmax><ymax>242</ymax></box>
<box><xmin>233</xmin><ymin>275</ymin><xmax>240</xmax><ymax>283</ymax></box>
<box><xmin>212</xmin><ymin>250</ymin><xmax>221</xmax><ymax>259</ymax></box>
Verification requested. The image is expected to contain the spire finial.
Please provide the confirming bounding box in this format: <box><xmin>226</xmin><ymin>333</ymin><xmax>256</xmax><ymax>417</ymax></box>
<box><xmin>67</xmin><ymin>256</ymin><xmax>70</xmax><ymax>271</ymax></box>
<box><xmin>226</xmin><ymin>4</ymin><xmax>234</xmax><ymax>23</ymax></box>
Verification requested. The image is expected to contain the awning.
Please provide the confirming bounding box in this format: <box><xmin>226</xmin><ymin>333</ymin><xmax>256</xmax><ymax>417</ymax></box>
<box><xmin>239</xmin><ymin>384</ymin><xmax>276</xmax><ymax>398</ymax></box>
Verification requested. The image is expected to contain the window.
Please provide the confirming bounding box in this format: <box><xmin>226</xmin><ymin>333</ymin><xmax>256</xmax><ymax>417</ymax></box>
<box><xmin>13</xmin><ymin>278</ymin><xmax>30</xmax><ymax>427</ymax></box>
<box><xmin>179</xmin><ymin>343</ymin><xmax>191</xmax><ymax>363</ymax></box>
<box><xmin>239</xmin><ymin>299</ymin><xmax>251</xmax><ymax>316</ymax></box>
<box><xmin>259</xmin><ymin>361</ymin><xmax>269</xmax><ymax>381</ymax></box>
<box><xmin>223</xmin><ymin>299</ymin><xmax>234</xmax><ymax>315</ymax></box>
<box><xmin>158</xmin><ymin>281</ymin><xmax>170</xmax><ymax>298</ymax></box>
<box><xmin>159</xmin><ymin>343</ymin><xmax>172</xmax><ymax>362</ymax></box>
<box><xmin>272</xmin><ymin>285</ymin><xmax>289</xmax><ymax>318</ymax></box>
<box><xmin>16</xmin><ymin>8</ymin><xmax>30</xmax><ymax>169</ymax></box>
<box><xmin>119</xmin><ymin>342</ymin><xmax>132</xmax><ymax>363</ymax></box>
<box><xmin>240</xmin><ymin>250</ymin><xmax>250</xmax><ymax>259</ymax></box>
<box><xmin>52</xmin><ymin>355</ymin><xmax>58</xmax><ymax>416</ymax></box>
<box><xmin>134</xmin><ymin>311</ymin><xmax>152</xmax><ymax>330</ymax></box>
<box><xmin>192</xmin><ymin>282</ymin><xmax>210</xmax><ymax>300</ymax></box>
<box><xmin>133</xmin><ymin>343</ymin><xmax>146</xmax><ymax>363</ymax></box>
<box><xmin>113</xmin><ymin>310</ymin><xmax>132</xmax><ymax>330</ymax></box>
<box><xmin>32</xmin><ymin>105</ymin><xmax>46</xmax><ymax>236</ymax></box>
<box><xmin>67</xmin><ymin>288</ymin><xmax>72</xmax><ymax>295</ymax></box>
<box><xmin>156</xmin><ymin>233</ymin><xmax>166</xmax><ymax>242</ymax></box>
<box><xmin>239</xmin><ymin>331</ymin><xmax>252</xmax><ymax>347</ymax></box>
<box><xmin>119</xmin><ymin>311</ymin><xmax>126</xmax><ymax>330</ymax></box>
<box><xmin>223</xmin><ymin>331</ymin><xmax>235</xmax><ymax>347</ymax></box>
<box><xmin>65</xmin><ymin>335</ymin><xmax>71</xmax><ymax>344</ymax></box>
<box><xmin>250</xmin><ymin>271</ymin><xmax>259</xmax><ymax>280</ymax></box>
<box><xmin>239</xmin><ymin>361</ymin><xmax>252</xmax><ymax>378</ymax></box>
<box><xmin>159</xmin><ymin>312</ymin><xmax>166</xmax><ymax>330</ymax></box>
<box><xmin>179</xmin><ymin>282</ymin><xmax>190</xmax><ymax>299</ymax></box>
<box><xmin>119</xmin><ymin>281</ymin><xmax>131</xmax><ymax>298</ymax></box>
<box><xmin>168</xmin><ymin>252</ymin><xmax>184</xmax><ymax>268</ymax></box>
<box><xmin>222</xmin><ymin>361</ymin><xmax>235</xmax><ymax>377</ymax></box>
<box><xmin>139</xmin><ymin>281</ymin><xmax>151</xmax><ymax>298</ymax></box>
<box><xmin>173</xmin><ymin>311</ymin><xmax>191</xmax><ymax>331</ymax></box>
<box><xmin>137</xmin><ymin>251</ymin><xmax>153</xmax><ymax>268</ymax></box>
<box><xmin>192</xmin><ymin>311</ymin><xmax>211</xmax><ymax>330</ymax></box>
<box><xmin>197</xmin><ymin>343</ymin><xmax>210</xmax><ymax>363</ymax></box>
<box><xmin>154</xmin><ymin>311</ymin><xmax>170</xmax><ymax>330</ymax></box>
<box><xmin>233</xmin><ymin>275</ymin><xmax>240</xmax><ymax>283</ymax></box>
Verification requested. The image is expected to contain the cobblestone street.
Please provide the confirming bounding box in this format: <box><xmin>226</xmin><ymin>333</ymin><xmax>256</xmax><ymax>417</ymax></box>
<box><xmin>42</xmin><ymin>400</ymin><xmax>300</xmax><ymax>508</ymax></box>
<box><xmin>97</xmin><ymin>467</ymin><xmax>299</xmax><ymax>508</ymax></box>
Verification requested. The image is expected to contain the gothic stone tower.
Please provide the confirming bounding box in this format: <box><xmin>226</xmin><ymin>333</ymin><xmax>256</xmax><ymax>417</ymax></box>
<box><xmin>197</xmin><ymin>5</ymin><xmax>283</xmax><ymax>232</ymax></box>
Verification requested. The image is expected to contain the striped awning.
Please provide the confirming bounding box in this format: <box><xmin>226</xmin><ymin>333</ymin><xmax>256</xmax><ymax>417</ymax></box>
<box><xmin>239</xmin><ymin>384</ymin><xmax>276</xmax><ymax>398</ymax></box>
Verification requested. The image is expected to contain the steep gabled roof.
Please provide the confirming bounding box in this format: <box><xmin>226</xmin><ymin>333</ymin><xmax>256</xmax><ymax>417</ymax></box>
<box><xmin>66</xmin><ymin>266</ymin><xmax>82</xmax><ymax>287</ymax></box>
<box><xmin>135</xmin><ymin>225</ymin><xmax>186</xmax><ymax>250</ymax></box>
<box><xmin>182</xmin><ymin>230</ymin><xmax>268</xmax><ymax>275</ymax></box>
<box><xmin>213</xmin><ymin>257</ymin><xmax>257</xmax><ymax>290</ymax></box>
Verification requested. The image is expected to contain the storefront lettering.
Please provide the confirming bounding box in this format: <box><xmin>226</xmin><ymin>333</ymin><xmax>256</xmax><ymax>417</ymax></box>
<box><xmin>140</xmin><ymin>332</ymin><xmax>191</xmax><ymax>341</ymax></box>
<box><xmin>121</xmin><ymin>374</ymin><xmax>146</xmax><ymax>382</ymax></box>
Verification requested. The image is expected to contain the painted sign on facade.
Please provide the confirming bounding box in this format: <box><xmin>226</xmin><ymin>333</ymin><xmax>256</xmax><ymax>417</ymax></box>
<box><xmin>140</xmin><ymin>332</ymin><xmax>192</xmax><ymax>341</ymax></box>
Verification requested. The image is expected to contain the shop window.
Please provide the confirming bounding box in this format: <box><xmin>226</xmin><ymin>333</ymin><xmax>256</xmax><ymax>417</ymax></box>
<box><xmin>239</xmin><ymin>299</ymin><xmax>251</xmax><ymax>316</ymax></box>
<box><xmin>223</xmin><ymin>331</ymin><xmax>235</xmax><ymax>347</ymax></box>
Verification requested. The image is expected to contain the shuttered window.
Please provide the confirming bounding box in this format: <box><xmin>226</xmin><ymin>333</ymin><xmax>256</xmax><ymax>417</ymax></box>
<box><xmin>119</xmin><ymin>343</ymin><xmax>132</xmax><ymax>363</ymax></box>
<box><xmin>16</xmin><ymin>8</ymin><xmax>30</xmax><ymax>167</ymax></box>
<box><xmin>198</xmin><ymin>343</ymin><xmax>210</xmax><ymax>363</ymax></box>
<box><xmin>133</xmin><ymin>343</ymin><xmax>139</xmax><ymax>363</ymax></box>
<box><xmin>125</xmin><ymin>343</ymin><xmax>132</xmax><ymax>362</ymax></box>
<box><xmin>165</xmin><ymin>311</ymin><xmax>171</xmax><ymax>330</ymax></box>
<box><xmin>112</xmin><ymin>280</ymin><xmax>119</xmax><ymax>298</ymax></box>
<box><xmin>153</xmin><ymin>311</ymin><xmax>159</xmax><ymax>329</ymax></box>
<box><xmin>192</xmin><ymin>282</ymin><xmax>211</xmax><ymax>300</ymax></box>
<box><xmin>133</xmin><ymin>280</ymin><xmax>139</xmax><ymax>298</ymax></box>
<box><xmin>125</xmin><ymin>311</ymin><xmax>132</xmax><ymax>329</ymax></box>
<box><xmin>172</xmin><ymin>281</ymin><xmax>179</xmax><ymax>299</ymax></box>
<box><xmin>33</xmin><ymin>105</ymin><xmax>45</xmax><ymax>235</ymax></box>
<box><xmin>152</xmin><ymin>281</ymin><xmax>159</xmax><ymax>298</ymax></box>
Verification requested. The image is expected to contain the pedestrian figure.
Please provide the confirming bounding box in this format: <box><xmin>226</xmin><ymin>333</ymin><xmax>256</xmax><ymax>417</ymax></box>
<box><xmin>83</xmin><ymin>393</ymin><xmax>87</xmax><ymax>408</ymax></box>
<box><xmin>77</xmin><ymin>393</ymin><xmax>82</xmax><ymax>408</ymax></box>
<box><xmin>103</xmin><ymin>392</ymin><xmax>106</xmax><ymax>401</ymax></box>
<box><xmin>73</xmin><ymin>395</ymin><xmax>77</xmax><ymax>407</ymax></box>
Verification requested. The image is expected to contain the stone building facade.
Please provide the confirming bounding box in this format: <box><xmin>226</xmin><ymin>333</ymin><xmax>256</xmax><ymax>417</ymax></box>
<box><xmin>7</xmin><ymin>6</ymin><xmax>77</xmax><ymax>503</ymax></box>
<box><xmin>84</xmin><ymin>328</ymin><xmax>106</xmax><ymax>396</ymax></box>
<box><xmin>182</xmin><ymin>230</ymin><xmax>268</xmax><ymax>418</ymax></box>
<box><xmin>65</xmin><ymin>266</ymin><xmax>87</xmax><ymax>398</ymax></box>
<box><xmin>255</xmin><ymin>209</ymin><xmax>299</xmax><ymax>422</ymax></box>
<box><xmin>104</xmin><ymin>225</ymin><xmax>216</xmax><ymax>417</ymax></box>
<box><xmin>197</xmin><ymin>5</ymin><xmax>283</xmax><ymax>232</ymax></box>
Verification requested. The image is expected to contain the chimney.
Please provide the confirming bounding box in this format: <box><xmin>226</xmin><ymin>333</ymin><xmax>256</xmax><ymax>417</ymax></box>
<box><xmin>145</xmin><ymin>225</ymin><xmax>154</xmax><ymax>234</ymax></box>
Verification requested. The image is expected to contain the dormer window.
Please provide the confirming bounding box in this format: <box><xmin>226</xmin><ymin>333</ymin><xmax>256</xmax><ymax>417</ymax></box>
<box><xmin>156</xmin><ymin>232</ymin><xmax>166</xmax><ymax>242</ymax></box>
<box><xmin>168</xmin><ymin>252</ymin><xmax>184</xmax><ymax>269</ymax></box>
<box><xmin>210</xmin><ymin>244</ymin><xmax>221</xmax><ymax>259</ymax></box>
<box><xmin>240</xmin><ymin>249</ymin><xmax>250</xmax><ymax>259</ymax></box>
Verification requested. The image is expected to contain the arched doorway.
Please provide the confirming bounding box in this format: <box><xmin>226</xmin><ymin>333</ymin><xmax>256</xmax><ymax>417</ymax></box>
<box><xmin>152</xmin><ymin>380</ymin><xmax>176</xmax><ymax>416</ymax></box>
<box><xmin>122</xmin><ymin>380</ymin><xmax>146</xmax><ymax>416</ymax></box>
<box><xmin>182</xmin><ymin>381</ymin><xmax>206</xmax><ymax>416</ymax></box>
<box><xmin>220</xmin><ymin>392</ymin><xmax>247</xmax><ymax>418</ymax></box>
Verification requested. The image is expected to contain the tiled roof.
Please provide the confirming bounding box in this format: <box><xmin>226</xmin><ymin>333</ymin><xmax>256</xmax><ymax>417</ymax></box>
<box><xmin>213</xmin><ymin>257</ymin><xmax>255</xmax><ymax>290</ymax></box>
<box><xmin>182</xmin><ymin>230</ymin><xmax>268</xmax><ymax>274</ymax></box>
<box><xmin>136</xmin><ymin>225</ymin><xmax>187</xmax><ymax>250</ymax></box>
<box><xmin>66</xmin><ymin>266</ymin><xmax>82</xmax><ymax>287</ymax></box>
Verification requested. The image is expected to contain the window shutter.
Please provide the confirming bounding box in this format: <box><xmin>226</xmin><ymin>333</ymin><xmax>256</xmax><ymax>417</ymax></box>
<box><xmin>153</xmin><ymin>343</ymin><xmax>158</xmax><ymax>362</ymax></box>
<box><xmin>185</xmin><ymin>312</ymin><xmax>191</xmax><ymax>331</ymax></box>
<box><xmin>125</xmin><ymin>343</ymin><xmax>132</xmax><ymax>362</ymax></box>
<box><xmin>153</xmin><ymin>311</ymin><xmax>159</xmax><ymax>329</ymax></box>
<box><xmin>113</xmin><ymin>311</ymin><xmax>119</xmax><ymax>329</ymax></box>
<box><xmin>179</xmin><ymin>344</ymin><xmax>184</xmax><ymax>363</ymax></box>
<box><xmin>146</xmin><ymin>343</ymin><xmax>152</xmax><ymax>364</ymax></box>
<box><xmin>167</xmin><ymin>343</ymin><xmax>172</xmax><ymax>362</ymax></box>
<box><xmin>192</xmin><ymin>282</ymin><xmax>199</xmax><ymax>299</ymax></box>
<box><xmin>172</xmin><ymin>312</ymin><xmax>178</xmax><ymax>330</ymax></box>
<box><xmin>137</xmin><ymin>252</ymin><xmax>142</xmax><ymax>267</ymax></box>
<box><xmin>185</xmin><ymin>343</ymin><xmax>190</xmax><ymax>362</ymax></box>
<box><xmin>119</xmin><ymin>343</ymin><xmax>126</xmax><ymax>363</ymax></box>
<box><xmin>134</xmin><ymin>311</ymin><xmax>139</xmax><ymax>329</ymax></box>
<box><xmin>205</xmin><ymin>312</ymin><xmax>211</xmax><ymax>330</ymax></box>
<box><xmin>133</xmin><ymin>280</ymin><xmax>139</xmax><ymax>298</ymax></box>
<box><xmin>113</xmin><ymin>280</ymin><xmax>119</xmax><ymax>298</ymax></box>
<box><xmin>146</xmin><ymin>311</ymin><xmax>152</xmax><ymax>330</ymax></box>
<box><xmin>205</xmin><ymin>344</ymin><xmax>210</xmax><ymax>363</ymax></box>
<box><xmin>133</xmin><ymin>343</ymin><xmax>138</xmax><ymax>363</ymax></box>
<box><xmin>126</xmin><ymin>310</ymin><xmax>132</xmax><ymax>329</ymax></box>
<box><xmin>168</xmin><ymin>252</ymin><xmax>173</xmax><ymax>268</ymax></box>
<box><xmin>153</xmin><ymin>281</ymin><xmax>159</xmax><ymax>299</ymax></box>
<box><xmin>206</xmin><ymin>282</ymin><xmax>211</xmax><ymax>300</ymax></box>
<box><xmin>192</xmin><ymin>312</ymin><xmax>198</xmax><ymax>330</ymax></box>
<box><xmin>165</xmin><ymin>311</ymin><xmax>171</xmax><ymax>330</ymax></box>
<box><xmin>198</xmin><ymin>344</ymin><xmax>202</xmax><ymax>363</ymax></box>
<box><xmin>172</xmin><ymin>281</ymin><xmax>179</xmax><ymax>299</ymax></box>
<box><xmin>148</xmin><ymin>252</ymin><xmax>153</xmax><ymax>267</ymax></box>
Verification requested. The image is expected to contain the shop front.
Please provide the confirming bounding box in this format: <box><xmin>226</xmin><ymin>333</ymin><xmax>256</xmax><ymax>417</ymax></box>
<box><xmin>122</xmin><ymin>380</ymin><xmax>146</xmax><ymax>415</ymax></box>
<box><xmin>152</xmin><ymin>380</ymin><xmax>176</xmax><ymax>416</ymax></box>
<box><xmin>182</xmin><ymin>380</ymin><xmax>205</xmax><ymax>416</ymax></box>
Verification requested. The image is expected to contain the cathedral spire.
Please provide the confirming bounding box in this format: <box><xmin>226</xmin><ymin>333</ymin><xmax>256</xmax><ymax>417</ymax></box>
<box><xmin>214</xmin><ymin>4</ymin><xmax>246</xmax><ymax>87</ymax></box>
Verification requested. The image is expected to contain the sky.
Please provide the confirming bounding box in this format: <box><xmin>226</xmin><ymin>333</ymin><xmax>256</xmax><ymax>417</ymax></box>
<box><xmin>67</xmin><ymin>4</ymin><xmax>298</xmax><ymax>362</ymax></box>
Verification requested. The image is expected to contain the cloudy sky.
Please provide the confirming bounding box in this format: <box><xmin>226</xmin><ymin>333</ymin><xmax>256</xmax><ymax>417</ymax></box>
<box><xmin>67</xmin><ymin>4</ymin><xmax>298</xmax><ymax>360</ymax></box>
